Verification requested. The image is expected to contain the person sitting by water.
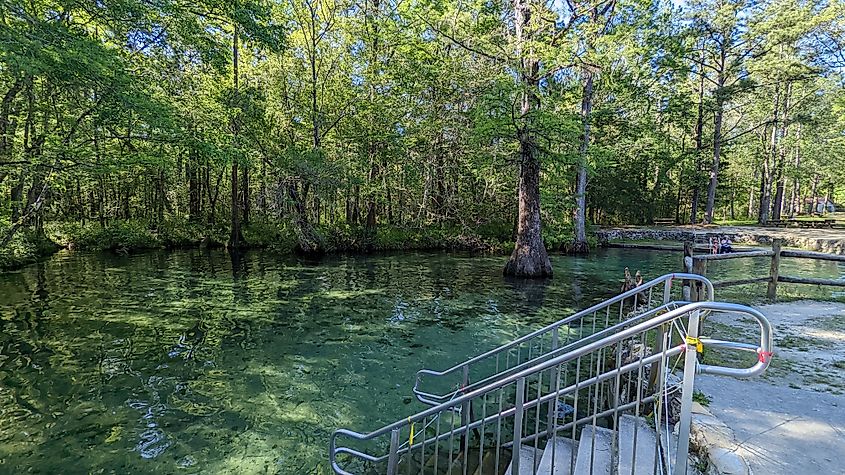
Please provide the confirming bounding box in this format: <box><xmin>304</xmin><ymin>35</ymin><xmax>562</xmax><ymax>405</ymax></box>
<box><xmin>719</xmin><ymin>237</ymin><xmax>733</xmax><ymax>254</ymax></box>
<box><xmin>622</xmin><ymin>267</ymin><xmax>637</xmax><ymax>292</ymax></box>
<box><xmin>635</xmin><ymin>270</ymin><xmax>648</xmax><ymax>302</ymax></box>
<box><xmin>621</xmin><ymin>268</ymin><xmax>648</xmax><ymax>307</ymax></box>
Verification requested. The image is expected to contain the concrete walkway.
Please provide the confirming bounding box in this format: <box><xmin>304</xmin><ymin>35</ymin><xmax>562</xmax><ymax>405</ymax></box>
<box><xmin>695</xmin><ymin>301</ymin><xmax>845</xmax><ymax>474</ymax></box>
<box><xmin>696</xmin><ymin>375</ymin><xmax>845</xmax><ymax>475</ymax></box>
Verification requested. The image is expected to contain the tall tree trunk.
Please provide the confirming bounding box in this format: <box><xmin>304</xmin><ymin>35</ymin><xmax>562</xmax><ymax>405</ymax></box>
<box><xmin>690</xmin><ymin>50</ymin><xmax>705</xmax><ymax>225</ymax></box>
<box><xmin>156</xmin><ymin>169</ymin><xmax>165</xmax><ymax>225</ymax></box>
<box><xmin>704</xmin><ymin>106</ymin><xmax>722</xmax><ymax>224</ymax></box>
<box><xmin>729</xmin><ymin>176</ymin><xmax>736</xmax><ymax>220</ymax></box>
<box><xmin>758</xmin><ymin>149</ymin><xmax>772</xmax><ymax>224</ymax></box>
<box><xmin>789</xmin><ymin>124</ymin><xmax>801</xmax><ymax>217</ymax></box>
<box><xmin>704</xmin><ymin>87</ymin><xmax>724</xmax><ymax>223</ymax></box>
<box><xmin>704</xmin><ymin>45</ymin><xmax>728</xmax><ymax>224</ymax></box>
<box><xmin>573</xmin><ymin>68</ymin><xmax>593</xmax><ymax>253</ymax></box>
<box><xmin>353</xmin><ymin>184</ymin><xmax>360</xmax><ymax>224</ymax></box>
<box><xmin>772</xmin><ymin>84</ymin><xmax>790</xmax><ymax>221</ymax></box>
<box><xmin>504</xmin><ymin>0</ymin><xmax>552</xmax><ymax>277</ymax></box>
<box><xmin>10</xmin><ymin>173</ymin><xmax>25</xmax><ymax>224</ymax></box>
<box><xmin>824</xmin><ymin>183</ymin><xmax>833</xmax><ymax>215</ymax></box>
<box><xmin>0</xmin><ymin>77</ymin><xmax>23</xmax><ymax>160</ymax></box>
<box><xmin>229</xmin><ymin>25</ymin><xmax>244</xmax><ymax>248</ymax></box>
<box><xmin>747</xmin><ymin>179</ymin><xmax>755</xmax><ymax>219</ymax></box>
<box><xmin>758</xmin><ymin>88</ymin><xmax>780</xmax><ymax>224</ymax></box>
<box><xmin>188</xmin><ymin>146</ymin><xmax>200</xmax><ymax>221</ymax></box>
<box><xmin>363</xmin><ymin>0</ymin><xmax>380</xmax><ymax>235</ymax></box>
<box><xmin>260</xmin><ymin>154</ymin><xmax>267</xmax><ymax>216</ymax></box>
<box><xmin>241</xmin><ymin>164</ymin><xmax>250</xmax><ymax>225</ymax></box>
<box><xmin>365</xmin><ymin>161</ymin><xmax>377</xmax><ymax>230</ymax></box>
<box><xmin>123</xmin><ymin>180</ymin><xmax>131</xmax><ymax>219</ymax></box>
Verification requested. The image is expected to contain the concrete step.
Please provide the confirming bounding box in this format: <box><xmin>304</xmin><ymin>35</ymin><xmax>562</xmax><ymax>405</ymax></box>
<box><xmin>446</xmin><ymin>450</ymin><xmax>481</xmax><ymax>475</ymax></box>
<box><xmin>536</xmin><ymin>437</ymin><xmax>577</xmax><ymax>475</ymax></box>
<box><xmin>573</xmin><ymin>425</ymin><xmax>613</xmax><ymax>475</ymax></box>
<box><xmin>617</xmin><ymin>415</ymin><xmax>659</xmax><ymax>475</ymax></box>
<box><xmin>504</xmin><ymin>444</ymin><xmax>543</xmax><ymax>475</ymax></box>
<box><xmin>658</xmin><ymin>420</ymin><xmax>679</xmax><ymax>472</ymax></box>
<box><xmin>472</xmin><ymin>451</ymin><xmax>509</xmax><ymax>475</ymax></box>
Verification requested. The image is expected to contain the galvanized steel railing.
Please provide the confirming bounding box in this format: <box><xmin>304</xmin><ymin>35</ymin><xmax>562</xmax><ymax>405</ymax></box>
<box><xmin>413</xmin><ymin>274</ymin><xmax>715</xmax><ymax>407</ymax></box>
<box><xmin>330</xmin><ymin>301</ymin><xmax>773</xmax><ymax>475</ymax></box>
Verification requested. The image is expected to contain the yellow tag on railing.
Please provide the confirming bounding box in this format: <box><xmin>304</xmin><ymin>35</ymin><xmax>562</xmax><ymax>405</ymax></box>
<box><xmin>408</xmin><ymin>418</ymin><xmax>415</xmax><ymax>445</ymax></box>
<box><xmin>686</xmin><ymin>336</ymin><xmax>703</xmax><ymax>353</ymax></box>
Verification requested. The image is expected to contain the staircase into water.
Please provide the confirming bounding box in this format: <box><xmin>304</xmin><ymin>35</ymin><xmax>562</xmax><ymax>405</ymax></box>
<box><xmin>500</xmin><ymin>414</ymin><xmax>663</xmax><ymax>475</ymax></box>
<box><xmin>330</xmin><ymin>274</ymin><xmax>774</xmax><ymax>475</ymax></box>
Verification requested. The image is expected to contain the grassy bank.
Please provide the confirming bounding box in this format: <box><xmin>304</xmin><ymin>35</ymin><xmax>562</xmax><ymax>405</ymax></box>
<box><xmin>1</xmin><ymin>218</ymin><xmax>593</xmax><ymax>271</ymax></box>
<box><xmin>45</xmin><ymin>219</ymin><xmax>517</xmax><ymax>253</ymax></box>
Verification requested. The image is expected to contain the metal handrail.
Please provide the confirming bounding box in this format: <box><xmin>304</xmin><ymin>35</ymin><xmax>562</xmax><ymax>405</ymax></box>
<box><xmin>330</xmin><ymin>300</ymin><xmax>773</xmax><ymax>475</ymax></box>
<box><xmin>412</xmin><ymin>273</ymin><xmax>715</xmax><ymax>404</ymax></box>
<box><xmin>412</xmin><ymin>300</ymin><xmax>686</xmax><ymax>405</ymax></box>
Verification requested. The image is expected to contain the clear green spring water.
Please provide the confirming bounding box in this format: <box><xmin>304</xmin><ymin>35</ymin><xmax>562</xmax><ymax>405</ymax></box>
<box><xmin>0</xmin><ymin>248</ymin><xmax>842</xmax><ymax>474</ymax></box>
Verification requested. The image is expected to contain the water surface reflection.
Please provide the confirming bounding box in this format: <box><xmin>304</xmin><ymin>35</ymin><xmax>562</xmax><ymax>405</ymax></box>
<box><xmin>0</xmin><ymin>248</ymin><xmax>841</xmax><ymax>473</ymax></box>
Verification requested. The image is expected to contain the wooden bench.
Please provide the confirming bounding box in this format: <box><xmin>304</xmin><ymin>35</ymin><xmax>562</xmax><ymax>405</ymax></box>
<box><xmin>766</xmin><ymin>219</ymin><xmax>789</xmax><ymax>227</ymax></box>
<box><xmin>653</xmin><ymin>218</ymin><xmax>675</xmax><ymax>226</ymax></box>
<box><xmin>792</xmin><ymin>219</ymin><xmax>836</xmax><ymax>228</ymax></box>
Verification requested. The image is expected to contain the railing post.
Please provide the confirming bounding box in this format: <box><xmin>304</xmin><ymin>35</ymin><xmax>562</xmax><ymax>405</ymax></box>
<box><xmin>512</xmin><ymin>378</ymin><xmax>525</xmax><ymax>475</ymax></box>
<box><xmin>387</xmin><ymin>428</ymin><xmax>400</xmax><ymax>475</ymax></box>
<box><xmin>675</xmin><ymin>308</ymin><xmax>702</xmax><ymax>475</ymax></box>
<box><xmin>460</xmin><ymin>365</ymin><xmax>471</xmax><ymax>450</ymax></box>
<box><xmin>547</xmin><ymin>328</ymin><xmax>560</xmax><ymax>440</ymax></box>
<box><xmin>650</xmin><ymin>278</ymin><xmax>674</xmax><ymax>392</ymax></box>
<box><xmin>768</xmin><ymin>239</ymin><xmax>782</xmax><ymax>301</ymax></box>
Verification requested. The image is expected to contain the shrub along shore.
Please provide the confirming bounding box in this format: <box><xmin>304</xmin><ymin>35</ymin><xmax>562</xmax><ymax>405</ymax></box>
<box><xmin>0</xmin><ymin>219</ymin><xmax>593</xmax><ymax>271</ymax></box>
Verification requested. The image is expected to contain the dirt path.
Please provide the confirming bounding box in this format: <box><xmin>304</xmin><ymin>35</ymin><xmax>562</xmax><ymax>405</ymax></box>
<box><xmin>695</xmin><ymin>301</ymin><xmax>845</xmax><ymax>474</ymax></box>
<box><xmin>707</xmin><ymin>300</ymin><xmax>845</xmax><ymax>394</ymax></box>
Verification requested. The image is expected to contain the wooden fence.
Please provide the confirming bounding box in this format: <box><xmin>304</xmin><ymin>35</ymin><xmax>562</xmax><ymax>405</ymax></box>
<box><xmin>682</xmin><ymin>239</ymin><xmax>845</xmax><ymax>301</ymax></box>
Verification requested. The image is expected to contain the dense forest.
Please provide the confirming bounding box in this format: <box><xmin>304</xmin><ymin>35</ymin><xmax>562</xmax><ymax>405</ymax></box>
<box><xmin>1</xmin><ymin>0</ymin><xmax>844</xmax><ymax>275</ymax></box>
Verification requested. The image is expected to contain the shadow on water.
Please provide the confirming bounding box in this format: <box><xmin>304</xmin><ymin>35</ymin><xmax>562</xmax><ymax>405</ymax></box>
<box><xmin>0</xmin><ymin>247</ymin><xmax>841</xmax><ymax>473</ymax></box>
<box><xmin>502</xmin><ymin>275</ymin><xmax>551</xmax><ymax>321</ymax></box>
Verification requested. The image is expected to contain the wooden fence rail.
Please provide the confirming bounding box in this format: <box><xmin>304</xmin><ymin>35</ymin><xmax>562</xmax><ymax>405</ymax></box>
<box><xmin>694</xmin><ymin>250</ymin><xmax>775</xmax><ymax>261</ymax></box>
<box><xmin>777</xmin><ymin>276</ymin><xmax>845</xmax><ymax>287</ymax></box>
<box><xmin>780</xmin><ymin>250</ymin><xmax>845</xmax><ymax>262</ymax></box>
<box><xmin>684</xmin><ymin>239</ymin><xmax>845</xmax><ymax>301</ymax></box>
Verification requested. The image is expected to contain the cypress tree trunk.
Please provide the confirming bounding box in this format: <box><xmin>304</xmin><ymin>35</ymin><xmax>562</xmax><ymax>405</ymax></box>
<box><xmin>573</xmin><ymin>68</ymin><xmax>593</xmax><ymax>254</ymax></box>
<box><xmin>504</xmin><ymin>126</ymin><xmax>552</xmax><ymax>277</ymax></box>
<box><xmin>503</xmin><ymin>0</ymin><xmax>551</xmax><ymax>278</ymax></box>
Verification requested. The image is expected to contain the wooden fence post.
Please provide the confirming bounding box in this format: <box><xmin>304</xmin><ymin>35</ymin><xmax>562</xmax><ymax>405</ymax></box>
<box><xmin>682</xmin><ymin>241</ymin><xmax>693</xmax><ymax>301</ymax></box>
<box><xmin>691</xmin><ymin>258</ymin><xmax>707</xmax><ymax>302</ymax></box>
<box><xmin>767</xmin><ymin>239</ymin><xmax>782</xmax><ymax>301</ymax></box>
